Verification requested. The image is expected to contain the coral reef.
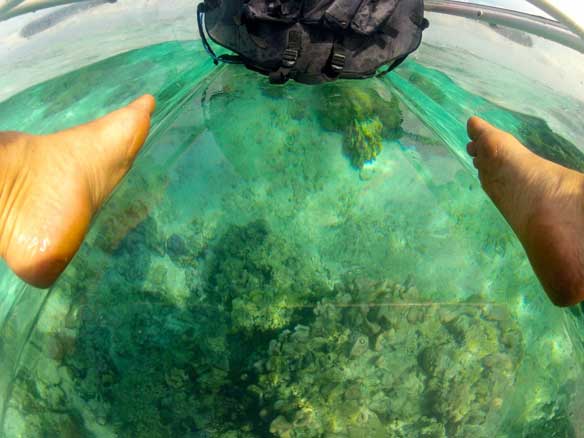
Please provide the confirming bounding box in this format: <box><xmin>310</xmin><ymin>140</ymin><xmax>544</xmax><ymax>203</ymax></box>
<box><xmin>344</xmin><ymin>118</ymin><xmax>384</xmax><ymax>169</ymax></box>
<box><xmin>315</xmin><ymin>82</ymin><xmax>404</xmax><ymax>168</ymax></box>
<box><xmin>67</xmin><ymin>296</ymin><xmax>250</xmax><ymax>437</ymax></box>
<box><xmin>253</xmin><ymin>278</ymin><xmax>524</xmax><ymax>437</ymax></box>
<box><xmin>20</xmin><ymin>217</ymin><xmax>328</xmax><ymax>438</ymax></box>
<box><xmin>63</xmin><ymin>219</ymin><xmax>258</xmax><ymax>437</ymax></box>
<box><xmin>315</xmin><ymin>82</ymin><xmax>403</xmax><ymax>138</ymax></box>
<box><xmin>515</xmin><ymin>113</ymin><xmax>584</xmax><ymax>172</ymax></box>
<box><xmin>206</xmin><ymin>219</ymin><xmax>328</xmax><ymax>333</ymax></box>
<box><xmin>4</xmin><ymin>227</ymin><xmax>573</xmax><ymax>438</ymax></box>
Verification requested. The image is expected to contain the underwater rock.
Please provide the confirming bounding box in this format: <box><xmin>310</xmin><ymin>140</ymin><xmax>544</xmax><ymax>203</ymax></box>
<box><xmin>36</xmin><ymin>359</ymin><xmax>62</xmax><ymax>386</ymax></box>
<box><xmin>45</xmin><ymin>332</ymin><xmax>77</xmax><ymax>362</ymax></box>
<box><xmin>255</xmin><ymin>278</ymin><xmax>524</xmax><ymax>437</ymax></box>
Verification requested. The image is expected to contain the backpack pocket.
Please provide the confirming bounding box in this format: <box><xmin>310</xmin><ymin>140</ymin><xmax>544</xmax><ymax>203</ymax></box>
<box><xmin>351</xmin><ymin>0</ymin><xmax>397</xmax><ymax>35</ymax></box>
<box><xmin>302</xmin><ymin>0</ymin><xmax>334</xmax><ymax>22</ymax></box>
<box><xmin>323</xmin><ymin>0</ymin><xmax>365</xmax><ymax>30</ymax></box>
<box><xmin>243</xmin><ymin>0</ymin><xmax>304</xmax><ymax>24</ymax></box>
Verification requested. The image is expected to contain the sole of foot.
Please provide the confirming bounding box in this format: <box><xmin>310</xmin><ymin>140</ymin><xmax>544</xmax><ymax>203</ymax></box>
<box><xmin>0</xmin><ymin>95</ymin><xmax>156</xmax><ymax>288</ymax></box>
<box><xmin>467</xmin><ymin>116</ymin><xmax>584</xmax><ymax>306</ymax></box>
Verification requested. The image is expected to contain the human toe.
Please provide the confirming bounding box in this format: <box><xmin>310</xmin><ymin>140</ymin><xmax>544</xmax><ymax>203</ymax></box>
<box><xmin>467</xmin><ymin>116</ymin><xmax>494</xmax><ymax>141</ymax></box>
<box><xmin>98</xmin><ymin>95</ymin><xmax>156</xmax><ymax>162</ymax></box>
<box><xmin>128</xmin><ymin>94</ymin><xmax>156</xmax><ymax>115</ymax></box>
<box><xmin>467</xmin><ymin>140</ymin><xmax>477</xmax><ymax>157</ymax></box>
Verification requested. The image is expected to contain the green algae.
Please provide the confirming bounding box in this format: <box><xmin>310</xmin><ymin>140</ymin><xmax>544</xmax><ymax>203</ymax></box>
<box><xmin>344</xmin><ymin>118</ymin><xmax>384</xmax><ymax>168</ymax></box>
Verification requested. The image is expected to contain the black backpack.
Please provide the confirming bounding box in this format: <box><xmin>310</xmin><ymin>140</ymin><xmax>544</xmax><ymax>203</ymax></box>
<box><xmin>197</xmin><ymin>0</ymin><xmax>429</xmax><ymax>84</ymax></box>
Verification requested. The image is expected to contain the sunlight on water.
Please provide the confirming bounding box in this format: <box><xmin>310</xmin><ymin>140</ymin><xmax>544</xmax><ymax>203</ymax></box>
<box><xmin>0</xmin><ymin>40</ymin><xmax>584</xmax><ymax>437</ymax></box>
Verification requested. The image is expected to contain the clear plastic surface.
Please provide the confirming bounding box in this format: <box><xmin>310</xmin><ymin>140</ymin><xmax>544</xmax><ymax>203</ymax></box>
<box><xmin>1</xmin><ymin>2</ymin><xmax>584</xmax><ymax>436</ymax></box>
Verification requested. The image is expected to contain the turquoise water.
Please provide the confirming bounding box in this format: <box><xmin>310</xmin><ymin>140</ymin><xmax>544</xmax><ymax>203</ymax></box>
<box><xmin>1</xmin><ymin>40</ymin><xmax>584</xmax><ymax>437</ymax></box>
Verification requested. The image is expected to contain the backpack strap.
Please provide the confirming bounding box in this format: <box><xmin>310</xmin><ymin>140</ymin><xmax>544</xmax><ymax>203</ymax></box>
<box><xmin>375</xmin><ymin>54</ymin><xmax>407</xmax><ymax>77</ymax></box>
<box><xmin>269</xmin><ymin>29</ymin><xmax>302</xmax><ymax>84</ymax></box>
<box><xmin>325</xmin><ymin>37</ymin><xmax>346</xmax><ymax>78</ymax></box>
<box><xmin>197</xmin><ymin>3</ymin><xmax>243</xmax><ymax>65</ymax></box>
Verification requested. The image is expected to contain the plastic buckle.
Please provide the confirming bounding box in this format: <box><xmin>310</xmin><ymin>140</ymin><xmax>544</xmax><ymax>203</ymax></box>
<box><xmin>282</xmin><ymin>49</ymin><xmax>299</xmax><ymax>67</ymax></box>
<box><xmin>331</xmin><ymin>52</ymin><xmax>346</xmax><ymax>72</ymax></box>
<box><xmin>268</xmin><ymin>2</ymin><xmax>282</xmax><ymax>17</ymax></box>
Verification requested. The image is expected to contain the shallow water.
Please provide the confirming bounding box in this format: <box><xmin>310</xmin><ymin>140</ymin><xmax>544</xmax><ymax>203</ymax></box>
<box><xmin>1</xmin><ymin>40</ymin><xmax>584</xmax><ymax>437</ymax></box>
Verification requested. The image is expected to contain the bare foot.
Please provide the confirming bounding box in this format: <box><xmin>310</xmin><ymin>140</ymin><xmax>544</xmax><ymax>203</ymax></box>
<box><xmin>0</xmin><ymin>95</ymin><xmax>156</xmax><ymax>288</ymax></box>
<box><xmin>467</xmin><ymin>116</ymin><xmax>584</xmax><ymax>306</ymax></box>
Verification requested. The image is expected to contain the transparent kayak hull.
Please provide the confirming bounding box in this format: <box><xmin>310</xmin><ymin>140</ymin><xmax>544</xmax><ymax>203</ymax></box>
<box><xmin>1</xmin><ymin>2</ymin><xmax>584</xmax><ymax>436</ymax></box>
